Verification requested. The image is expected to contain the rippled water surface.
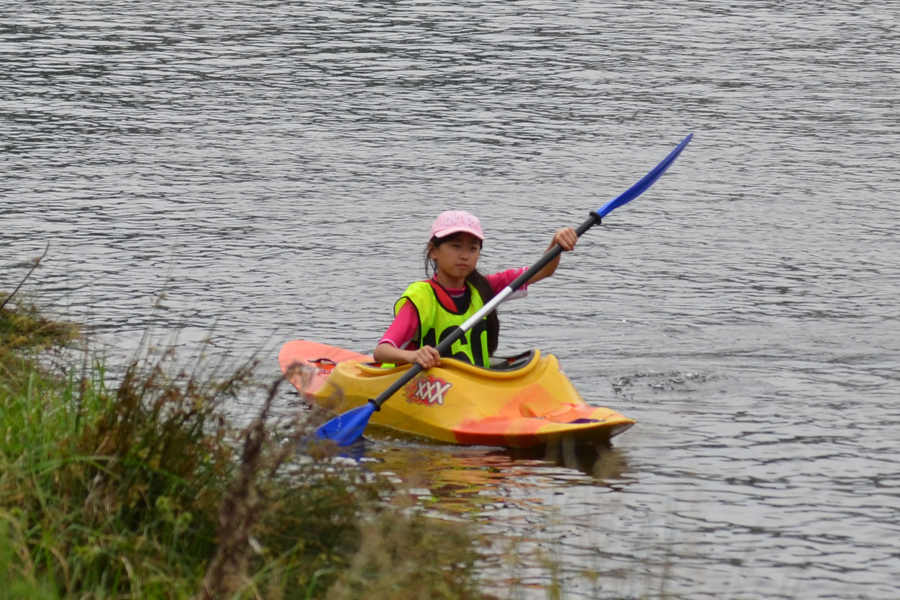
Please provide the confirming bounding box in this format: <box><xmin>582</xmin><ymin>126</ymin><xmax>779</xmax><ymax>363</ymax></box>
<box><xmin>3</xmin><ymin>1</ymin><xmax>899</xmax><ymax>597</ymax></box>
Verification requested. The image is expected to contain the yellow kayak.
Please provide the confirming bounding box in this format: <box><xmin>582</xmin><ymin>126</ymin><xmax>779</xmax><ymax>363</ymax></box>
<box><xmin>279</xmin><ymin>340</ymin><xmax>634</xmax><ymax>448</ymax></box>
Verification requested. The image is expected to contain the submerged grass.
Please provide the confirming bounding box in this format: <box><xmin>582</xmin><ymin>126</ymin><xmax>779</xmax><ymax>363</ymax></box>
<box><xmin>0</xmin><ymin>278</ymin><xmax>491</xmax><ymax>600</ymax></box>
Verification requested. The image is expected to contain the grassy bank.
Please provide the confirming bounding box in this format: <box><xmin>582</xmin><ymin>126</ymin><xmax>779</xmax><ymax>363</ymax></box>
<box><xmin>0</xmin><ymin>285</ymin><xmax>489</xmax><ymax>600</ymax></box>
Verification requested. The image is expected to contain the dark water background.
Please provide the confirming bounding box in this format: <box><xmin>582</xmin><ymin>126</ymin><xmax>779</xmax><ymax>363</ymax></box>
<box><xmin>3</xmin><ymin>1</ymin><xmax>899</xmax><ymax>597</ymax></box>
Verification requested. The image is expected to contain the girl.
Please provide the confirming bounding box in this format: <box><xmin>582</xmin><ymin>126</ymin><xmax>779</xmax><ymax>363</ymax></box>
<box><xmin>373</xmin><ymin>210</ymin><xmax>578</xmax><ymax>369</ymax></box>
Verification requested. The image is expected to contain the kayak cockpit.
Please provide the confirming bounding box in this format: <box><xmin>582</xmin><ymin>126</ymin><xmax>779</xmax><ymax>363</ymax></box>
<box><xmin>355</xmin><ymin>350</ymin><xmax>546</xmax><ymax>381</ymax></box>
<box><xmin>358</xmin><ymin>349</ymin><xmax>538</xmax><ymax>375</ymax></box>
<box><xmin>489</xmin><ymin>349</ymin><xmax>537</xmax><ymax>371</ymax></box>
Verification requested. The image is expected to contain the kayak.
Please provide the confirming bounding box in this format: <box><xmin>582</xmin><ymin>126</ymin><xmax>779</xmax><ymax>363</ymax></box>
<box><xmin>279</xmin><ymin>340</ymin><xmax>635</xmax><ymax>448</ymax></box>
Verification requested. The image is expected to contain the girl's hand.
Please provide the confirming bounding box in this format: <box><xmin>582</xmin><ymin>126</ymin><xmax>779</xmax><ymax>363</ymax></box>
<box><xmin>410</xmin><ymin>346</ymin><xmax>441</xmax><ymax>369</ymax></box>
<box><xmin>531</xmin><ymin>226</ymin><xmax>579</xmax><ymax>284</ymax></box>
<box><xmin>553</xmin><ymin>227</ymin><xmax>578</xmax><ymax>251</ymax></box>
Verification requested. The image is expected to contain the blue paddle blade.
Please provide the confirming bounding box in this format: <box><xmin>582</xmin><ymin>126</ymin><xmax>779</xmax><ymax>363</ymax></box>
<box><xmin>597</xmin><ymin>133</ymin><xmax>693</xmax><ymax>218</ymax></box>
<box><xmin>314</xmin><ymin>402</ymin><xmax>376</xmax><ymax>446</ymax></box>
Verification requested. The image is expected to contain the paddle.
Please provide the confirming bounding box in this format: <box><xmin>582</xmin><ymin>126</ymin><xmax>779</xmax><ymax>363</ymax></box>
<box><xmin>315</xmin><ymin>133</ymin><xmax>693</xmax><ymax>445</ymax></box>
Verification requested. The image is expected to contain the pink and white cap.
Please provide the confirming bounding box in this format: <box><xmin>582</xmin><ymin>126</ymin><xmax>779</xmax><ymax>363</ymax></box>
<box><xmin>429</xmin><ymin>210</ymin><xmax>484</xmax><ymax>241</ymax></box>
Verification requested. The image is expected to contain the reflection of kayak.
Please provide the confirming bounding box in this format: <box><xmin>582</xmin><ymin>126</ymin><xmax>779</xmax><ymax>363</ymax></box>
<box><xmin>278</xmin><ymin>340</ymin><xmax>635</xmax><ymax>448</ymax></box>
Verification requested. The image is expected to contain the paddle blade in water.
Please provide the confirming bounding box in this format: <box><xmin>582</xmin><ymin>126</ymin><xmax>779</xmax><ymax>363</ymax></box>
<box><xmin>596</xmin><ymin>133</ymin><xmax>692</xmax><ymax>218</ymax></box>
<box><xmin>314</xmin><ymin>402</ymin><xmax>375</xmax><ymax>446</ymax></box>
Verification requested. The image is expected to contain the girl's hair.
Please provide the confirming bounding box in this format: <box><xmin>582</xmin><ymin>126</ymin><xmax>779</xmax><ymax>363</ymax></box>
<box><xmin>424</xmin><ymin>235</ymin><xmax>500</xmax><ymax>357</ymax></box>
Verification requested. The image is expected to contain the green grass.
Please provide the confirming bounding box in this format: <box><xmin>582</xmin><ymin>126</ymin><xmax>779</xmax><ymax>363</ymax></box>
<box><xmin>0</xmin><ymin>290</ymin><xmax>492</xmax><ymax>600</ymax></box>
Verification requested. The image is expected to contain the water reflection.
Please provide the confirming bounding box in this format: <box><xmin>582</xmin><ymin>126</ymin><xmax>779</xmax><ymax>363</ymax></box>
<box><xmin>362</xmin><ymin>436</ymin><xmax>631</xmax><ymax>516</ymax></box>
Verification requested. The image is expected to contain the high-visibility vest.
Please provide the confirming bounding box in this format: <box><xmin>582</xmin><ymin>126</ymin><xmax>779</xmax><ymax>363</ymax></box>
<box><xmin>393</xmin><ymin>280</ymin><xmax>490</xmax><ymax>368</ymax></box>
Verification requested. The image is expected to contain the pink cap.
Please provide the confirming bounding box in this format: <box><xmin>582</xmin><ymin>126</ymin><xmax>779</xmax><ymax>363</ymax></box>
<box><xmin>429</xmin><ymin>210</ymin><xmax>484</xmax><ymax>241</ymax></box>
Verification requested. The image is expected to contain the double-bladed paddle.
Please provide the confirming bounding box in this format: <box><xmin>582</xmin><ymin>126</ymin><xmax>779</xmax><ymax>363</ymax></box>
<box><xmin>315</xmin><ymin>133</ymin><xmax>693</xmax><ymax>446</ymax></box>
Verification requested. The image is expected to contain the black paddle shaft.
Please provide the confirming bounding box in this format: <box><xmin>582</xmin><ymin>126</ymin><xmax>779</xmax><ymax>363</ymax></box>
<box><xmin>370</xmin><ymin>211</ymin><xmax>602</xmax><ymax>410</ymax></box>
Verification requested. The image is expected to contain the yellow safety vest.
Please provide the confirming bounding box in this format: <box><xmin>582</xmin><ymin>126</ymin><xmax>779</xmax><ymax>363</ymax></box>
<box><xmin>393</xmin><ymin>280</ymin><xmax>491</xmax><ymax>368</ymax></box>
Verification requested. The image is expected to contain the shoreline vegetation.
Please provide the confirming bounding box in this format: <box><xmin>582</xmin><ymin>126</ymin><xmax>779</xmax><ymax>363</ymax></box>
<box><xmin>0</xmin><ymin>265</ymin><xmax>491</xmax><ymax>600</ymax></box>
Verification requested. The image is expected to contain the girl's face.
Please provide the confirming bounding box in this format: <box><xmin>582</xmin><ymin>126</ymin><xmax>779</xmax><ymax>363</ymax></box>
<box><xmin>429</xmin><ymin>233</ymin><xmax>482</xmax><ymax>281</ymax></box>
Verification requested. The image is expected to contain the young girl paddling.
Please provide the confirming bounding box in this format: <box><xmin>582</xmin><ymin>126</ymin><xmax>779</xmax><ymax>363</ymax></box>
<box><xmin>373</xmin><ymin>210</ymin><xmax>577</xmax><ymax>369</ymax></box>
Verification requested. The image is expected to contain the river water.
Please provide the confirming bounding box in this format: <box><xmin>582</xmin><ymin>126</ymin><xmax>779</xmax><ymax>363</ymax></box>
<box><xmin>2</xmin><ymin>1</ymin><xmax>899</xmax><ymax>598</ymax></box>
